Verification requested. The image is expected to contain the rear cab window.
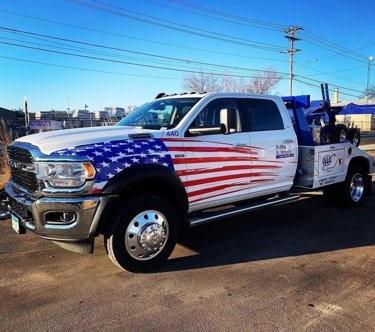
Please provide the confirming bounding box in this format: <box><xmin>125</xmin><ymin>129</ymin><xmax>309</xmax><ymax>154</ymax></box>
<box><xmin>236</xmin><ymin>98</ymin><xmax>285</xmax><ymax>132</ymax></box>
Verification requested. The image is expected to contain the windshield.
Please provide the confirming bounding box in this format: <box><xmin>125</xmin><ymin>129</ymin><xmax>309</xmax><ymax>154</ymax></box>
<box><xmin>117</xmin><ymin>97</ymin><xmax>201</xmax><ymax>129</ymax></box>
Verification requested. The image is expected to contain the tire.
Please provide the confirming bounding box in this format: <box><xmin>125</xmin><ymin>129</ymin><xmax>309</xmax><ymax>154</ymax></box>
<box><xmin>348</xmin><ymin>128</ymin><xmax>361</xmax><ymax>147</ymax></box>
<box><xmin>331</xmin><ymin>124</ymin><xmax>348</xmax><ymax>143</ymax></box>
<box><xmin>338</xmin><ymin>165</ymin><xmax>367</xmax><ymax>208</ymax></box>
<box><xmin>104</xmin><ymin>195</ymin><xmax>178</xmax><ymax>272</ymax></box>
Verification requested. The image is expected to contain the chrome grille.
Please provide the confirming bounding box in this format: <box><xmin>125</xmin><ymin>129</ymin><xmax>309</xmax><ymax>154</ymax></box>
<box><xmin>7</xmin><ymin>146</ymin><xmax>38</xmax><ymax>192</ymax></box>
<box><xmin>7</xmin><ymin>146</ymin><xmax>33</xmax><ymax>163</ymax></box>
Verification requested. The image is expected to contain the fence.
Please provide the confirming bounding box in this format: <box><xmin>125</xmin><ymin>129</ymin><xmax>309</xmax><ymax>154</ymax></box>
<box><xmin>336</xmin><ymin>114</ymin><xmax>375</xmax><ymax>132</ymax></box>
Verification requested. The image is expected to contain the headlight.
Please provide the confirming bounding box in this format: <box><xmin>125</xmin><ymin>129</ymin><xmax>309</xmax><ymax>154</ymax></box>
<box><xmin>36</xmin><ymin>161</ymin><xmax>96</xmax><ymax>188</ymax></box>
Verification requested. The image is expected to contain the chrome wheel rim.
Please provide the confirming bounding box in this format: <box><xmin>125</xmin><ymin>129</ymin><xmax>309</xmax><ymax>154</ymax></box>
<box><xmin>350</xmin><ymin>173</ymin><xmax>364</xmax><ymax>202</ymax></box>
<box><xmin>352</xmin><ymin>133</ymin><xmax>359</xmax><ymax>146</ymax></box>
<box><xmin>125</xmin><ymin>210</ymin><xmax>169</xmax><ymax>261</ymax></box>
<box><xmin>339</xmin><ymin>130</ymin><xmax>347</xmax><ymax>142</ymax></box>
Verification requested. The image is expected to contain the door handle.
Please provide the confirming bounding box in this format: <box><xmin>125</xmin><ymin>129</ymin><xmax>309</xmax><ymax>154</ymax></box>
<box><xmin>282</xmin><ymin>139</ymin><xmax>294</xmax><ymax>143</ymax></box>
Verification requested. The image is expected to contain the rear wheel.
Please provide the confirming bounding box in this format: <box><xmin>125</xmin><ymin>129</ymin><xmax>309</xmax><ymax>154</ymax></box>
<box><xmin>332</xmin><ymin>124</ymin><xmax>348</xmax><ymax>143</ymax></box>
<box><xmin>323</xmin><ymin>166</ymin><xmax>367</xmax><ymax>208</ymax></box>
<box><xmin>339</xmin><ymin>165</ymin><xmax>366</xmax><ymax>208</ymax></box>
<box><xmin>348</xmin><ymin>128</ymin><xmax>361</xmax><ymax>147</ymax></box>
<box><xmin>104</xmin><ymin>195</ymin><xmax>178</xmax><ymax>272</ymax></box>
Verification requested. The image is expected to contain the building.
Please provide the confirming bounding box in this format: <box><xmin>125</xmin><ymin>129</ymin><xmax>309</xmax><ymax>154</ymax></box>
<box><xmin>34</xmin><ymin>110</ymin><xmax>69</xmax><ymax>120</ymax></box>
<box><xmin>92</xmin><ymin>111</ymin><xmax>110</xmax><ymax>120</ymax></box>
<box><xmin>104</xmin><ymin>107</ymin><xmax>126</xmax><ymax>118</ymax></box>
<box><xmin>72</xmin><ymin>109</ymin><xmax>90</xmax><ymax>119</ymax></box>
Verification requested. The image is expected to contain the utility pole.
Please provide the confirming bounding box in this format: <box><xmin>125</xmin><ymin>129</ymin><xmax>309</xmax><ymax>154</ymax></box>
<box><xmin>282</xmin><ymin>26</ymin><xmax>303</xmax><ymax>95</ymax></box>
<box><xmin>366</xmin><ymin>56</ymin><xmax>373</xmax><ymax>104</ymax></box>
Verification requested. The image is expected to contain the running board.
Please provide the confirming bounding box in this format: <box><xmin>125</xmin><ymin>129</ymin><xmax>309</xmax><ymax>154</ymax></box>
<box><xmin>188</xmin><ymin>194</ymin><xmax>299</xmax><ymax>227</ymax></box>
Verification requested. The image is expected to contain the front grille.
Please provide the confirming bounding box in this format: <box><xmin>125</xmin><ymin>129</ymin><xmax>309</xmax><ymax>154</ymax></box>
<box><xmin>7</xmin><ymin>146</ymin><xmax>38</xmax><ymax>192</ymax></box>
<box><xmin>7</xmin><ymin>146</ymin><xmax>33</xmax><ymax>163</ymax></box>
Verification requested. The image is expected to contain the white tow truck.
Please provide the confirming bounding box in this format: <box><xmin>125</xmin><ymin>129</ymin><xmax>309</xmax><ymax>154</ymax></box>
<box><xmin>6</xmin><ymin>90</ymin><xmax>375</xmax><ymax>272</ymax></box>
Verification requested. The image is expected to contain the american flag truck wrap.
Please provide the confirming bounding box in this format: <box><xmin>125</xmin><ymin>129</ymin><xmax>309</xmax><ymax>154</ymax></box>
<box><xmin>6</xmin><ymin>92</ymin><xmax>375</xmax><ymax>272</ymax></box>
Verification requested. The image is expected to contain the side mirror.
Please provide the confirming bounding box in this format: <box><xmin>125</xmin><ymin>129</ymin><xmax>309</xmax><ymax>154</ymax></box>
<box><xmin>220</xmin><ymin>108</ymin><xmax>237</xmax><ymax>134</ymax></box>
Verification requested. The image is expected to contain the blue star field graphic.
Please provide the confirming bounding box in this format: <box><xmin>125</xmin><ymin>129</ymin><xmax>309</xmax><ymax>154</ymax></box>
<box><xmin>51</xmin><ymin>138</ymin><xmax>174</xmax><ymax>189</ymax></box>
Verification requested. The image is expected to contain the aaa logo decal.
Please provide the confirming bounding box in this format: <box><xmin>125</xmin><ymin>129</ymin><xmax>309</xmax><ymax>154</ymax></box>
<box><xmin>322</xmin><ymin>154</ymin><xmax>337</xmax><ymax>171</ymax></box>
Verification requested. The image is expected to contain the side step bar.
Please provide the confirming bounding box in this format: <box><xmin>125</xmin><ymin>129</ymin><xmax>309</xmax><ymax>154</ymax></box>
<box><xmin>188</xmin><ymin>194</ymin><xmax>300</xmax><ymax>227</ymax></box>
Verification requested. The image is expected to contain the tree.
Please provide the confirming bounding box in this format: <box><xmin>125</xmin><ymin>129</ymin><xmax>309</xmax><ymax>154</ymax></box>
<box><xmin>126</xmin><ymin>105</ymin><xmax>137</xmax><ymax>115</ymax></box>
<box><xmin>245</xmin><ymin>67</ymin><xmax>281</xmax><ymax>94</ymax></box>
<box><xmin>0</xmin><ymin>118</ymin><xmax>12</xmax><ymax>190</ymax></box>
<box><xmin>361</xmin><ymin>85</ymin><xmax>375</xmax><ymax>100</ymax></box>
<box><xmin>182</xmin><ymin>67</ymin><xmax>281</xmax><ymax>94</ymax></box>
<box><xmin>222</xmin><ymin>67</ymin><xmax>281</xmax><ymax>94</ymax></box>
<box><xmin>182</xmin><ymin>71</ymin><xmax>222</xmax><ymax>93</ymax></box>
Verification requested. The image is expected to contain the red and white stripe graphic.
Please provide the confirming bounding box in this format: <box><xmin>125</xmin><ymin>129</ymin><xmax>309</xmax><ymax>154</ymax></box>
<box><xmin>163</xmin><ymin>138</ymin><xmax>283</xmax><ymax>204</ymax></box>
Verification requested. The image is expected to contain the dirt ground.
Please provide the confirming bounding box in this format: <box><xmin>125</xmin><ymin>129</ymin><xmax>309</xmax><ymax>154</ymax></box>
<box><xmin>0</xmin><ymin>182</ymin><xmax>374</xmax><ymax>331</ymax></box>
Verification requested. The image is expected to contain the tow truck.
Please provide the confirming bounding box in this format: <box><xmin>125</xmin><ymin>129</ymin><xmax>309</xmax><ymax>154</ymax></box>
<box><xmin>6</xmin><ymin>86</ymin><xmax>375</xmax><ymax>272</ymax></box>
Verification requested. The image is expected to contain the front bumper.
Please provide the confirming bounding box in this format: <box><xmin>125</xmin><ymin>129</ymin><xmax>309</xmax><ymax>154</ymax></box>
<box><xmin>6</xmin><ymin>182</ymin><xmax>114</xmax><ymax>245</ymax></box>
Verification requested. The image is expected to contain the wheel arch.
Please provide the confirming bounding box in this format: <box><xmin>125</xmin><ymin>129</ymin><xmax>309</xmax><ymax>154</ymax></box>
<box><xmin>96</xmin><ymin>164</ymin><xmax>189</xmax><ymax>234</ymax></box>
<box><xmin>348</xmin><ymin>156</ymin><xmax>370</xmax><ymax>174</ymax></box>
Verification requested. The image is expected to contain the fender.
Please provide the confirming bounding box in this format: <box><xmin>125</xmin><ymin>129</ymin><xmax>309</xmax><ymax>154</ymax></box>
<box><xmin>101</xmin><ymin>164</ymin><xmax>189</xmax><ymax>215</ymax></box>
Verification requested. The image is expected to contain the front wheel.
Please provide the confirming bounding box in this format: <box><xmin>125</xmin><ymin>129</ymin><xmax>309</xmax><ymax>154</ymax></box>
<box><xmin>105</xmin><ymin>195</ymin><xmax>178</xmax><ymax>272</ymax></box>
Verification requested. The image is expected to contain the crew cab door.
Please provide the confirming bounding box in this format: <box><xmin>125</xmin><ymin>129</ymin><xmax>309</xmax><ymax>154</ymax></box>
<box><xmin>178</xmin><ymin>98</ymin><xmax>253</xmax><ymax>209</ymax></box>
<box><xmin>236</xmin><ymin>97</ymin><xmax>298</xmax><ymax>196</ymax></box>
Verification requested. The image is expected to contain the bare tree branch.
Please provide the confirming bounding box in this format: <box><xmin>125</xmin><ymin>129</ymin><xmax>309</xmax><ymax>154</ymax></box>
<box><xmin>182</xmin><ymin>71</ymin><xmax>222</xmax><ymax>93</ymax></box>
<box><xmin>182</xmin><ymin>67</ymin><xmax>280</xmax><ymax>95</ymax></box>
<box><xmin>361</xmin><ymin>85</ymin><xmax>375</xmax><ymax>99</ymax></box>
<box><xmin>247</xmin><ymin>67</ymin><xmax>281</xmax><ymax>94</ymax></box>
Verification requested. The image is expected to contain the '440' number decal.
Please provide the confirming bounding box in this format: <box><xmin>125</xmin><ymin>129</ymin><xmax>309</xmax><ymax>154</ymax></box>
<box><xmin>166</xmin><ymin>131</ymin><xmax>179</xmax><ymax>137</ymax></box>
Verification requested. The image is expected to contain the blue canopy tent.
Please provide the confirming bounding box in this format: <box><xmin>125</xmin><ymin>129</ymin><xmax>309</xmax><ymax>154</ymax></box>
<box><xmin>340</xmin><ymin>103</ymin><xmax>375</xmax><ymax>115</ymax></box>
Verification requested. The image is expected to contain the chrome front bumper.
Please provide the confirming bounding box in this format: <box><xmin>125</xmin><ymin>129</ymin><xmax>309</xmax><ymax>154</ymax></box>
<box><xmin>5</xmin><ymin>182</ymin><xmax>113</xmax><ymax>243</ymax></box>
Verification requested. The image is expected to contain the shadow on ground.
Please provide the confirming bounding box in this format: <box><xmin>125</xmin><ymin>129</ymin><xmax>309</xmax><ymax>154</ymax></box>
<box><xmin>156</xmin><ymin>183</ymin><xmax>375</xmax><ymax>273</ymax></box>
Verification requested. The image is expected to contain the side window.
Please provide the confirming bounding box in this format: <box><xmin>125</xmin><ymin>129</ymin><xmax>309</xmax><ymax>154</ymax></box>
<box><xmin>237</xmin><ymin>98</ymin><xmax>284</xmax><ymax>132</ymax></box>
<box><xmin>188</xmin><ymin>98</ymin><xmax>238</xmax><ymax>135</ymax></box>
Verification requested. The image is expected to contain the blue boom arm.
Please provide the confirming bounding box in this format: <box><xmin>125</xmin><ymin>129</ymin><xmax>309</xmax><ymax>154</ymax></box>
<box><xmin>282</xmin><ymin>95</ymin><xmax>315</xmax><ymax>146</ymax></box>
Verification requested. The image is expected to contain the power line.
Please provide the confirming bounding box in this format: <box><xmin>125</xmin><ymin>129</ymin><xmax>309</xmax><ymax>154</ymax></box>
<box><xmin>0</xmin><ymin>3</ymin><xmax>367</xmax><ymax>98</ymax></box>
<box><xmin>0</xmin><ymin>9</ymin><xmax>288</xmax><ymax>63</ymax></box>
<box><xmin>295</xmin><ymin>61</ymin><xmax>366</xmax><ymax>85</ymax></box>
<box><xmin>166</xmin><ymin>0</ymin><xmax>287</xmax><ymax>30</ymax></box>
<box><xmin>148</xmin><ymin>0</ymin><xmax>368</xmax><ymax>63</ymax></box>
<box><xmin>293</xmin><ymin>77</ymin><xmax>360</xmax><ymax>98</ymax></box>
<box><xmin>0</xmin><ymin>40</ymin><xmax>290</xmax><ymax>79</ymax></box>
<box><xmin>0</xmin><ymin>26</ymin><xmax>290</xmax><ymax>75</ymax></box>
<box><xmin>294</xmin><ymin>73</ymin><xmax>363</xmax><ymax>94</ymax></box>
<box><xmin>300</xmin><ymin>30</ymin><xmax>368</xmax><ymax>62</ymax></box>
<box><xmin>0</xmin><ymin>54</ymin><xmax>178</xmax><ymax>79</ymax></box>
<box><xmin>1</xmin><ymin>39</ymin><xmax>361</xmax><ymax>97</ymax></box>
<box><xmin>145</xmin><ymin>0</ymin><xmax>285</xmax><ymax>32</ymax></box>
<box><xmin>5</xmin><ymin>2</ymin><xmax>364</xmax><ymax>65</ymax></box>
<box><xmin>66</xmin><ymin>0</ymin><xmax>286</xmax><ymax>52</ymax></box>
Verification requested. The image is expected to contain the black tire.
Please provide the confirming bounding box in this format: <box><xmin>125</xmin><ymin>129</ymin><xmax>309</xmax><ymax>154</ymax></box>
<box><xmin>338</xmin><ymin>165</ymin><xmax>367</xmax><ymax>208</ymax></box>
<box><xmin>348</xmin><ymin>128</ymin><xmax>361</xmax><ymax>147</ymax></box>
<box><xmin>331</xmin><ymin>124</ymin><xmax>348</xmax><ymax>143</ymax></box>
<box><xmin>104</xmin><ymin>195</ymin><xmax>178</xmax><ymax>272</ymax></box>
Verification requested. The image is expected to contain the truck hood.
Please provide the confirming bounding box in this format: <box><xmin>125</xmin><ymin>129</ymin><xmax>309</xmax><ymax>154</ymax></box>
<box><xmin>15</xmin><ymin>126</ymin><xmax>161</xmax><ymax>155</ymax></box>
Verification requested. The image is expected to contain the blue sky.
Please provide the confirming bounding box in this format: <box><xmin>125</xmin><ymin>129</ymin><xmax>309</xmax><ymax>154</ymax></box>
<box><xmin>0</xmin><ymin>0</ymin><xmax>374</xmax><ymax>112</ymax></box>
